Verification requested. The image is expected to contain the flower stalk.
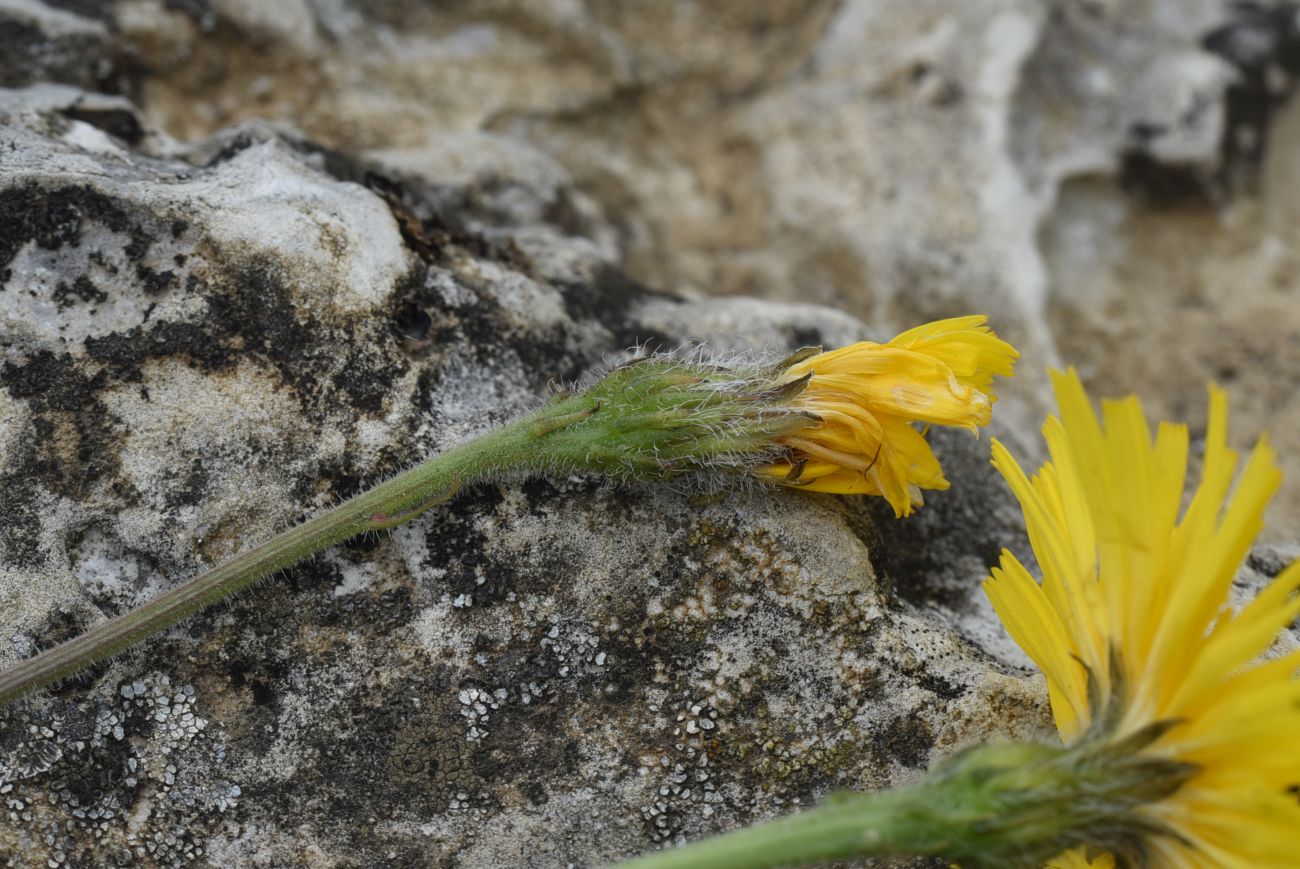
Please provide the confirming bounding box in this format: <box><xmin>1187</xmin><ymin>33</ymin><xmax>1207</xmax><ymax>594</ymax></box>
<box><xmin>0</xmin><ymin>352</ymin><xmax>821</xmax><ymax>706</ymax></box>
<box><xmin>616</xmin><ymin>731</ymin><xmax>1194</xmax><ymax>869</ymax></box>
<box><xmin>0</xmin><ymin>317</ymin><xmax>1016</xmax><ymax>707</ymax></box>
<box><xmin>617</xmin><ymin>369</ymin><xmax>1300</xmax><ymax>869</ymax></box>
<box><xmin>0</xmin><ymin>406</ymin><xmax>546</xmax><ymax>706</ymax></box>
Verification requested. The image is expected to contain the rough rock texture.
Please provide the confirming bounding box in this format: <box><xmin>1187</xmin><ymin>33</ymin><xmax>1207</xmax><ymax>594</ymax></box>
<box><xmin>0</xmin><ymin>86</ymin><xmax>1046</xmax><ymax>866</ymax></box>
<box><xmin>2</xmin><ymin>2</ymin><xmax>1300</xmax><ymax>867</ymax></box>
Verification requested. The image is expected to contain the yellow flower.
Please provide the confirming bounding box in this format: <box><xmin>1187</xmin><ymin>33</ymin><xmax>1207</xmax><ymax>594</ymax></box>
<box><xmin>1047</xmin><ymin>851</ymin><xmax>1114</xmax><ymax>869</ymax></box>
<box><xmin>759</xmin><ymin>315</ymin><xmax>1018</xmax><ymax>517</ymax></box>
<box><xmin>984</xmin><ymin>369</ymin><xmax>1300</xmax><ymax>867</ymax></box>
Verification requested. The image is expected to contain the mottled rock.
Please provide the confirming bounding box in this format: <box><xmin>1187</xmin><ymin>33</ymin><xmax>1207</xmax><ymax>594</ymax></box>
<box><xmin>0</xmin><ymin>85</ymin><xmax>1044</xmax><ymax>866</ymax></box>
<box><xmin>4</xmin><ymin>1</ymin><xmax>1300</xmax><ymax>866</ymax></box>
<box><xmin>0</xmin><ymin>0</ymin><xmax>118</xmax><ymax>92</ymax></box>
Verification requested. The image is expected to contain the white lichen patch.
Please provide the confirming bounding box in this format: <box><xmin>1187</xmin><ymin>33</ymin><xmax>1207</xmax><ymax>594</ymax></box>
<box><xmin>72</xmin><ymin>528</ymin><xmax>149</xmax><ymax>608</ymax></box>
<box><xmin>0</xmin><ymin>673</ymin><xmax>235</xmax><ymax>867</ymax></box>
<box><xmin>0</xmin><ymin>220</ymin><xmax>190</xmax><ymax>347</ymax></box>
<box><xmin>331</xmin><ymin>561</ymin><xmax>375</xmax><ymax>598</ymax></box>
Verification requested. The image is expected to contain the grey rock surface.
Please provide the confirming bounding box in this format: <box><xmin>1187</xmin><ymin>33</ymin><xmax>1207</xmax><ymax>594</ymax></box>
<box><xmin>3</xmin><ymin>2</ymin><xmax>1300</xmax><ymax>867</ymax></box>
<box><xmin>0</xmin><ymin>86</ymin><xmax>1045</xmax><ymax>866</ymax></box>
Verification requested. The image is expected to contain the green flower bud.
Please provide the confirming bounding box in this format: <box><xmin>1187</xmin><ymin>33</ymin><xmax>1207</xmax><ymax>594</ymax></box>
<box><xmin>523</xmin><ymin>353</ymin><xmax>818</xmax><ymax>483</ymax></box>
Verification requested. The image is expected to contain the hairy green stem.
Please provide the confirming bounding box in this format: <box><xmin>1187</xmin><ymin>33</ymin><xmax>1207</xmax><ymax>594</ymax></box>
<box><xmin>615</xmin><ymin>785</ymin><xmax>952</xmax><ymax>869</ymax></box>
<box><xmin>0</xmin><ymin>351</ymin><xmax>819</xmax><ymax>708</ymax></box>
<box><xmin>614</xmin><ymin>734</ymin><xmax>1198</xmax><ymax>869</ymax></box>
<box><xmin>0</xmin><ymin>402</ymin><xmax>583</xmax><ymax>707</ymax></box>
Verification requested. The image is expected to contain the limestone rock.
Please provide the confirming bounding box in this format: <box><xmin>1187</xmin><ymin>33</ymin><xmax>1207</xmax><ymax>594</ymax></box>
<box><xmin>0</xmin><ymin>85</ymin><xmax>1043</xmax><ymax>866</ymax></box>
<box><xmin>4</xmin><ymin>1</ymin><xmax>1300</xmax><ymax>865</ymax></box>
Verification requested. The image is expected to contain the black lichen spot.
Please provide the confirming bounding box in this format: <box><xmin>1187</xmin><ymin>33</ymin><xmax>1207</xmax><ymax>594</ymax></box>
<box><xmin>783</xmin><ymin>324</ymin><xmax>823</xmax><ymax>350</ymax></box>
<box><xmin>364</xmin><ymin>171</ymin><xmax>530</xmax><ymax>270</ymax></box>
<box><xmin>0</xmin><ymin>463</ymin><xmax>48</xmax><ymax>568</ymax></box>
<box><xmin>249</xmin><ymin>679</ymin><xmax>276</xmax><ymax>707</ymax></box>
<box><xmin>879</xmin><ymin>712</ymin><xmax>934</xmax><ymax>769</ymax></box>
<box><xmin>287</xmin><ymin>674</ymin><xmax>485</xmax><ymax>820</ymax></box>
<box><xmin>81</xmin><ymin>260</ymin><xmax>404</xmax><ymax>416</ymax></box>
<box><xmin>1116</xmin><ymin>5</ymin><xmax>1300</xmax><ymax>204</ymax></box>
<box><xmin>203</xmin><ymin>131</ymin><xmax>259</xmax><ymax>166</ymax></box>
<box><xmin>915</xmin><ymin>670</ymin><xmax>965</xmax><ymax>702</ymax></box>
<box><xmin>52</xmin><ymin>274</ymin><xmax>107</xmax><ymax>309</ymax></box>
<box><xmin>84</xmin><ymin>318</ymin><xmax>226</xmax><ymax>383</ymax></box>
<box><xmin>1</xmin><ymin>186</ymin><xmax>80</xmax><ymax>266</ymax></box>
<box><xmin>329</xmin><ymin>344</ymin><xmax>402</xmax><ymax>415</ymax></box>
<box><xmin>2</xmin><ymin>349</ymin><xmax>122</xmax><ymax>498</ymax></box>
<box><xmin>417</xmin><ymin>486</ymin><xmax>510</xmax><ymax>606</ymax></box>
<box><xmin>4</xmin><ymin>348</ymin><xmax>91</xmax><ymax>407</ymax></box>
<box><xmin>392</xmin><ymin>261</ymin><xmax>589</xmax><ymax>390</ymax></box>
<box><xmin>523</xmin><ymin>780</ymin><xmax>549</xmax><ymax>806</ymax></box>
<box><xmin>1246</xmin><ymin>545</ymin><xmax>1296</xmax><ymax>578</ymax></box>
<box><xmin>1119</xmin><ymin>147</ymin><xmax>1217</xmax><ymax>207</ymax></box>
<box><xmin>216</xmin><ymin>263</ymin><xmax>403</xmax><ymax>414</ymax></box>
<box><xmin>163</xmin><ymin>458</ymin><xmax>210</xmax><ymax>511</ymax></box>
<box><xmin>134</xmin><ymin>264</ymin><xmax>176</xmax><ymax>294</ymax></box>
<box><xmin>864</xmin><ymin>427</ymin><xmax>1022</xmax><ymax>615</ymax></box>
<box><xmin>0</xmin><ymin>183</ymin><xmax>144</xmax><ymax>273</ymax></box>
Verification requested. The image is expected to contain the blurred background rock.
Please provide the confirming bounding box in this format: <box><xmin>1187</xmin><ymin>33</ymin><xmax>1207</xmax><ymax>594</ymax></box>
<box><xmin>2</xmin><ymin>2</ymin><xmax>1298</xmax><ymax>866</ymax></box>
<box><xmin>13</xmin><ymin>0</ymin><xmax>1288</xmax><ymax>535</ymax></box>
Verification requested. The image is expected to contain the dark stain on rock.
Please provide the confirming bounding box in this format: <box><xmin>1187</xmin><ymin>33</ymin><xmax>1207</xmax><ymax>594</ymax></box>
<box><xmin>365</xmin><ymin>171</ymin><xmax>532</xmax><ymax>273</ymax></box>
<box><xmin>0</xmin><ymin>11</ymin><xmax>116</xmax><ymax>91</ymax></box>
<box><xmin>1114</xmin><ymin>5</ymin><xmax>1300</xmax><ymax>204</ymax></box>
<box><xmin>2</xmin><ymin>349</ymin><xmax>122</xmax><ymax>499</ymax></box>
<box><xmin>392</xmin><ymin>299</ymin><xmax>434</xmax><ymax>347</ymax></box>
<box><xmin>915</xmin><ymin>669</ymin><xmax>965</xmax><ymax>702</ymax></box>
<box><xmin>1204</xmin><ymin>2</ymin><xmax>1300</xmax><ymax>188</ymax></box>
<box><xmin>559</xmin><ymin>264</ymin><xmax>674</xmax><ymax>351</ymax></box>
<box><xmin>60</xmin><ymin>103</ymin><xmax>145</xmax><ymax>146</ymax></box>
<box><xmin>864</xmin><ymin>427</ymin><xmax>1021</xmax><ymax>615</ymax></box>
<box><xmin>164</xmin><ymin>458</ymin><xmax>210</xmax><ymax>512</ymax></box>
<box><xmin>330</xmin><ymin>343</ymin><xmax>400</xmax><ymax>415</ymax></box>
<box><xmin>289</xmin><ymin>672</ymin><xmax>487</xmax><ymax>821</ymax></box>
<box><xmin>134</xmin><ymin>263</ymin><xmax>177</xmax><ymax>294</ymax></box>
<box><xmin>1118</xmin><ymin>148</ymin><xmax>1217</xmax><ymax>207</ymax></box>
<box><xmin>783</xmin><ymin>324</ymin><xmax>824</xmax><ymax>350</ymax></box>
<box><xmin>4</xmin><ymin>348</ymin><xmax>95</xmax><ymax>408</ymax></box>
<box><xmin>393</xmin><ymin>261</ymin><xmax>591</xmax><ymax>390</ymax></box>
<box><xmin>880</xmin><ymin>712</ymin><xmax>934</xmax><ymax>769</ymax></box>
<box><xmin>416</xmin><ymin>486</ymin><xmax>509</xmax><ymax>605</ymax></box>
<box><xmin>214</xmin><ymin>264</ymin><xmax>406</xmax><ymax>415</ymax></box>
<box><xmin>0</xmin><ymin>462</ymin><xmax>47</xmax><ymax>568</ymax></box>
<box><xmin>76</xmin><ymin>261</ymin><xmax>406</xmax><ymax>420</ymax></box>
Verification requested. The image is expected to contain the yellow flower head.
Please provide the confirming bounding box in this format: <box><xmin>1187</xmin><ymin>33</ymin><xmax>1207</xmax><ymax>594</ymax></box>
<box><xmin>759</xmin><ymin>315</ymin><xmax>1018</xmax><ymax>517</ymax></box>
<box><xmin>984</xmin><ymin>369</ymin><xmax>1300</xmax><ymax>867</ymax></box>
